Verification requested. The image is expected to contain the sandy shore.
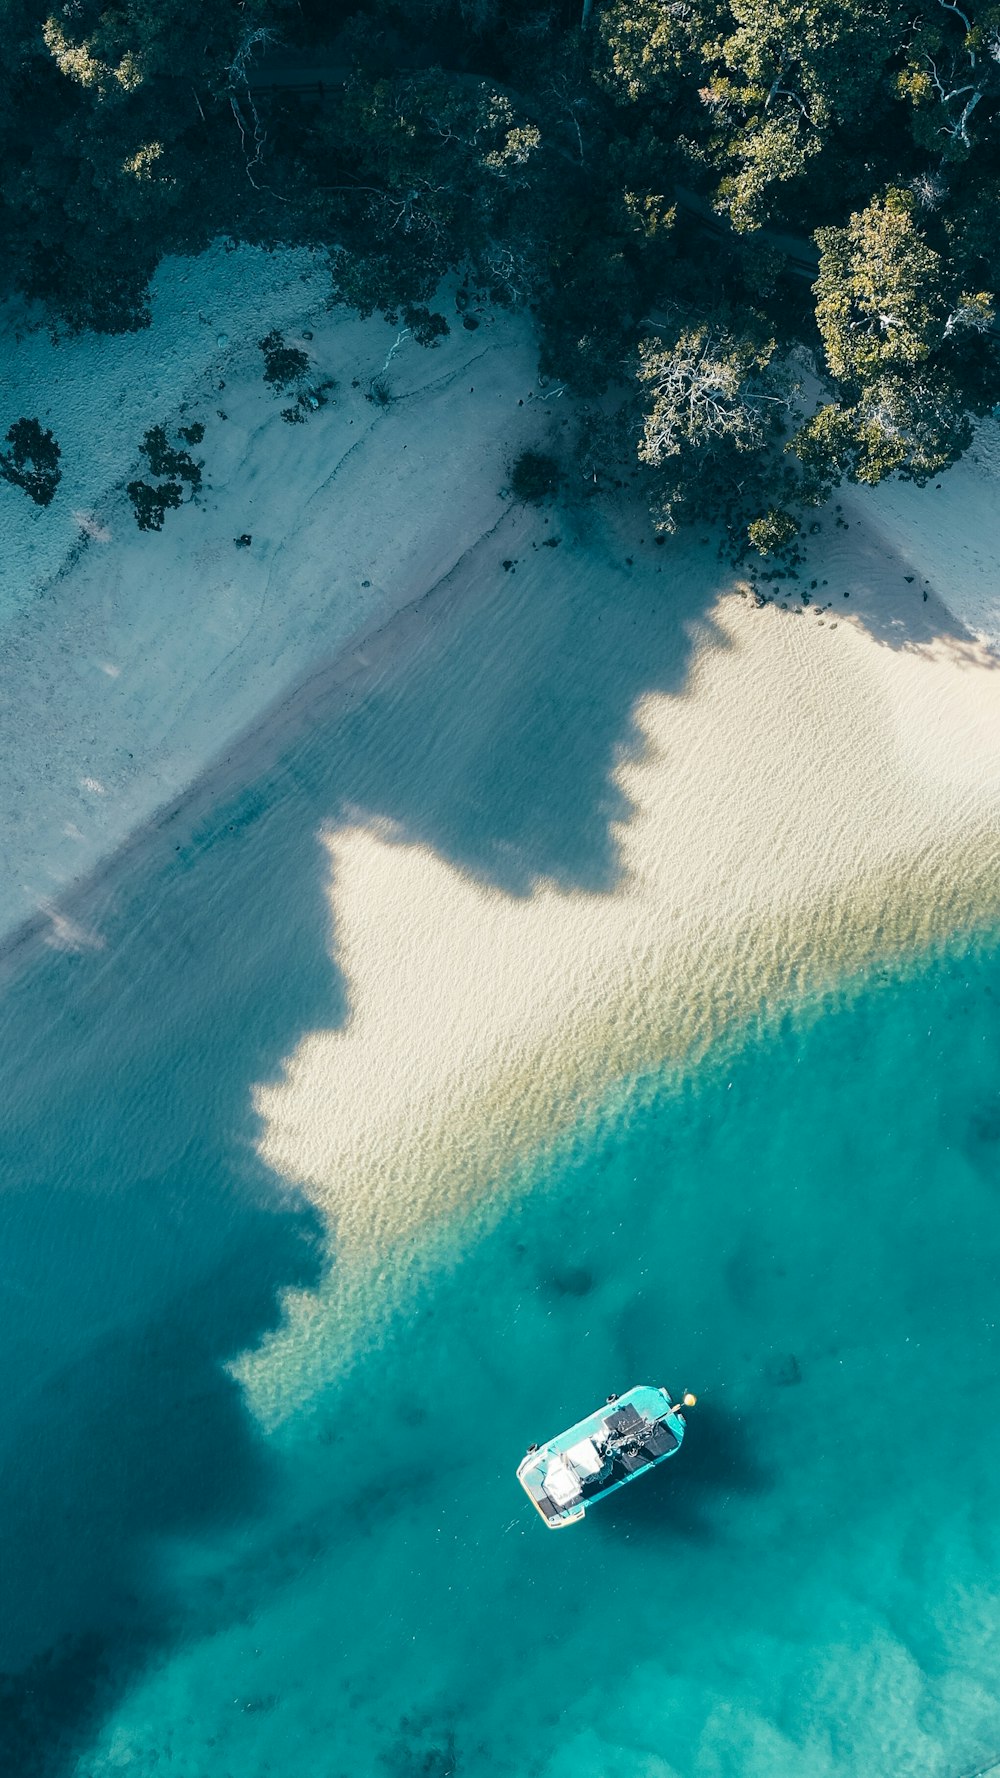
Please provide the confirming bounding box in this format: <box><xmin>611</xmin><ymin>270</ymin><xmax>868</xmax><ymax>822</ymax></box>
<box><xmin>849</xmin><ymin>415</ymin><xmax>1000</xmax><ymax>650</ymax></box>
<box><xmin>3</xmin><ymin>256</ymin><xmax>1000</xmax><ymax>1424</ymax></box>
<box><xmin>230</xmin><ymin>493</ymin><xmax>1000</xmax><ymax>1419</ymax></box>
<box><xmin>0</xmin><ymin>268</ymin><xmax>545</xmax><ymax>944</ymax></box>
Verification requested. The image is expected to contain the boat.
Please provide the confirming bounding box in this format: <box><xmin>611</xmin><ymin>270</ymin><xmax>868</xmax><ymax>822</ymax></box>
<box><xmin>516</xmin><ymin>1383</ymin><xmax>696</xmax><ymax>1527</ymax></box>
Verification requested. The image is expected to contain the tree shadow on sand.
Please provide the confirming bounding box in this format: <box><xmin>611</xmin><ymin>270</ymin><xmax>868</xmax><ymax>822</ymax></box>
<box><xmin>6</xmin><ymin>482</ymin><xmax>965</xmax><ymax>1771</ymax></box>
<box><xmin>790</xmin><ymin>506</ymin><xmax>1000</xmax><ymax>665</ymax></box>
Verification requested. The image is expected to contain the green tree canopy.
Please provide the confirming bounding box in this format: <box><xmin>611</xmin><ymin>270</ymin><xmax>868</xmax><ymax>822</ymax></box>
<box><xmin>1</xmin><ymin>0</ymin><xmax>998</xmax><ymax>533</ymax></box>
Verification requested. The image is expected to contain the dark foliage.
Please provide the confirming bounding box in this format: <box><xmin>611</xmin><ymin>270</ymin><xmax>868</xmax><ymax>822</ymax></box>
<box><xmin>0</xmin><ymin>418</ymin><xmax>62</xmax><ymax>507</ymax></box>
<box><xmin>140</xmin><ymin>427</ymin><xmax>202</xmax><ymax>488</ymax></box>
<box><xmin>127</xmin><ymin>479</ymin><xmax>184</xmax><ymax>530</ymax></box>
<box><xmin>403</xmin><ymin>305</ymin><xmax>450</xmax><ymax>346</ymax></box>
<box><xmin>126</xmin><ymin>423</ymin><xmax>202</xmax><ymax>528</ymax></box>
<box><xmin>259</xmin><ymin>331</ymin><xmax>310</xmax><ymax>390</ymax></box>
<box><xmin>509</xmin><ymin>448</ymin><xmax>561</xmax><ymax>502</ymax></box>
<box><xmin>1</xmin><ymin>0</ymin><xmax>997</xmax><ymax>533</ymax></box>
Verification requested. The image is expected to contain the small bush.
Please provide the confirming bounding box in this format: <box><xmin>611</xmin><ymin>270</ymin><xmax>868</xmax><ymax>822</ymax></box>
<box><xmin>404</xmin><ymin>305</ymin><xmax>449</xmax><ymax>347</ymax></box>
<box><xmin>368</xmin><ymin>377</ymin><xmax>392</xmax><ymax>406</ymax></box>
<box><xmin>127</xmin><ymin>424</ymin><xmax>203</xmax><ymax>530</ymax></box>
<box><xmin>747</xmin><ymin>508</ymin><xmax>800</xmax><ymax>556</ymax></box>
<box><xmin>140</xmin><ymin>426</ymin><xmax>201</xmax><ymax>489</ymax></box>
<box><xmin>509</xmin><ymin>449</ymin><xmax>560</xmax><ymax>504</ymax></box>
<box><xmin>178</xmin><ymin>422</ymin><xmax>205</xmax><ymax>446</ymax></box>
<box><xmin>260</xmin><ymin>330</ymin><xmax>309</xmax><ymax>390</ymax></box>
<box><xmin>127</xmin><ymin>479</ymin><xmax>183</xmax><ymax>531</ymax></box>
<box><xmin>0</xmin><ymin>417</ymin><xmax>61</xmax><ymax>506</ymax></box>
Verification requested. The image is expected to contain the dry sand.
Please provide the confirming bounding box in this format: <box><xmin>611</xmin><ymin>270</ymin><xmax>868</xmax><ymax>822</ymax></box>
<box><xmin>239</xmin><ymin>501</ymin><xmax>1000</xmax><ymax>1421</ymax></box>
<box><xmin>849</xmin><ymin>414</ymin><xmax>1000</xmax><ymax>650</ymax></box>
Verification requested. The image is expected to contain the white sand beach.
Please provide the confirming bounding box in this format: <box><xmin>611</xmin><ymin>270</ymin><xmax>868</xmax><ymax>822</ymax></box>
<box><xmin>850</xmin><ymin>417</ymin><xmax>1000</xmax><ymax>651</ymax></box>
<box><xmin>3</xmin><ymin>250</ymin><xmax>1000</xmax><ymax>1420</ymax></box>
<box><xmin>242</xmin><ymin>499</ymin><xmax>1000</xmax><ymax>1416</ymax></box>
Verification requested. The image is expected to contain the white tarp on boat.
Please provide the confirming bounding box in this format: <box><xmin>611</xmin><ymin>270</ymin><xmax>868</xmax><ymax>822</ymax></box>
<box><xmin>543</xmin><ymin>1459</ymin><xmax>582</xmax><ymax>1508</ymax></box>
<box><xmin>565</xmin><ymin>1437</ymin><xmax>605</xmax><ymax>1478</ymax></box>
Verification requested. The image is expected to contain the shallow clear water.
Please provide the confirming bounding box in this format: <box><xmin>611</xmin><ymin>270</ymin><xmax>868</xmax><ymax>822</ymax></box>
<box><xmin>2</xmin><ymin>522</ymin><xmax>999</xmax><ymax>1777</ymax></box>
<box><xmin>3</xmin><ymin>892</ymin><xmax>1000</xmax><ymax>1776</ymax></box>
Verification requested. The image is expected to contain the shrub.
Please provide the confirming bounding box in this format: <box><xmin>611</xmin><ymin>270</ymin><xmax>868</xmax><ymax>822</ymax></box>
<box><xmin>126</xmin><ymin>423</ymin><xmax>203</xmax><ymax>530</ymax></box>
<box><xmin>127</xmin><ymin>479</ymin><xmax>183</xmax><ymax>531</ymax></box>
<box><xmin>404</xmin><ymin>305</ymin><xmax>450</xmax><ymax>347</ymax></box>
<box><xmin>747</xmin><ymin>508</ymin><xmax>800</xmax><ymax>556</ymax></box>
<box><xmin>509</xmin><ymin>449</ymin><xmax>560</xmax><ymax>504</ymax></box>
<box><xmin>0</xmin><ymin>417</ymin><xmax>61</xmax><ymax>506</ymax></box>
<box><xmin>140</xmin><ymin>426</ymin><xmax>201</xmax><ymax>489</ymax></box>
<box><xmin>260</xmin><ymin>330</ymin><xmax>309</xmax><ymax>390</ymax></box>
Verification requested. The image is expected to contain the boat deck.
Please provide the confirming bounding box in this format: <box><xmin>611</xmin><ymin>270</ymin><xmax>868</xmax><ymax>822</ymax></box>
<box><xmin>517</xmin><ymin>1385</ymin><xmax>686</xmax><ymax>1525</ymax></box>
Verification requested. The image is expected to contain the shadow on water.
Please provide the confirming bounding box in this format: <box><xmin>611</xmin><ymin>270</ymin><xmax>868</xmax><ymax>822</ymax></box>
<box><xmin>0</xmin><ymin>518</ymin><xmax>727</xmax><ymax>1772</ymax></box>
<box><xmin>593</xmin><ymin>1402</ymin><xmax>772</xmax><ymax>1544</ymax></box>
<box><xmin>0</xmin><ymin>787</ymin><xmax>338</xmax><ymax>1773</ymax></box>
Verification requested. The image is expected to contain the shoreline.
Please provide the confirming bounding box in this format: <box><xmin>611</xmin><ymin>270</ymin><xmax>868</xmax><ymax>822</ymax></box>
<box><xmin>0</xmin><ymin>281</ymin><xmax>548</xmax><ymax>952</ymax></box>
<box><xmin>0</xmin><ymin>492</ymin><xmax>531</xmax><ymax>973</ymax></box>
<box><xmin>3</xmin><ymin>242</ymin><xmax>999</xmax><ymax>967</ymax></box>
<box><xmin>2</xmin><ymin>357</ymin><xmax>998</xmax><ymax>1010</ymax></box>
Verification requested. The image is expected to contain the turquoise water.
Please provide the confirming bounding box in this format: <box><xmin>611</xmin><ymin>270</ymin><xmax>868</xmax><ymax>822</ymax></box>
<box><xmin>3</xmin><ymin>901</ymin><xmax>1000</xmax><ymax>1776</ymax></box>
<box><xmin>1</xmin><ymin>534</ymin><xmax>999</xmax><ymax>1777</ymax></box>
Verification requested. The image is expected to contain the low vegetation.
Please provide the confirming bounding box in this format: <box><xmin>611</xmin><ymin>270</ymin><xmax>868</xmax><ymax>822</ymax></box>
<box><xmin>127</xmin><ymin>424</ymin><xmax>203</xmax><ymax>529</ymax></box>
<box><xmin>1</xmin><ymin>0</ymin><xmax>998</xmax><ymax>542</ymax></box>
<box><xmin>260</xmin><ymin>332</ymin><xmax>310</xmax><ymax>391</ymax></box>
<box><xmin>0</xmin><ymin>419</ymin><xmax>62</xmax><ymax>507</ymax></box>
<box><xmin>509</xmin><ymin>449</ymin><xmax>561</xmax><ymax>504</ymax></box>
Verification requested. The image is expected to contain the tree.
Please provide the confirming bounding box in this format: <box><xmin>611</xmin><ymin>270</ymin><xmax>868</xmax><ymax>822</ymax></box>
<box><xmin>747</xmin><ymin>507</ymin><xmax>800</xmax><ymax>553</ymax></box>
<box><xmin>0</xmin><ymin>0</ymin><xmax>280</xmax><ymax>328</ymax></box>
<box><xmin>813</xmin><ymin>188</ymin><xmax>985</xmax><ymax>381</ymax></box>
<box><xmin>896</xmin><ymin>0</ymin><xmax>1000</xmax><ymax>157</ymax></box>
<box><xmin>794</xmin><ymin>372</ymin><xmax>976</xmax><ymax>490</ymax></box>
<box><xmin>636</xmin><ymin>319</ymin><xmax>794</xmax><ymax>528</ymax></box>
<box><xmin>794</xmin><ymin>187</ymin><xmax>995</xmax><ymax>488</ymax></box>
<box><xmin>509</xmin><ymin>448</ymin><xmax>561</xmax><ymax>501</ymax></box>
<box><xmin>126</xmin><ymin>424</ymin><xmax>202</xmax><ymax>528</ymax></box>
